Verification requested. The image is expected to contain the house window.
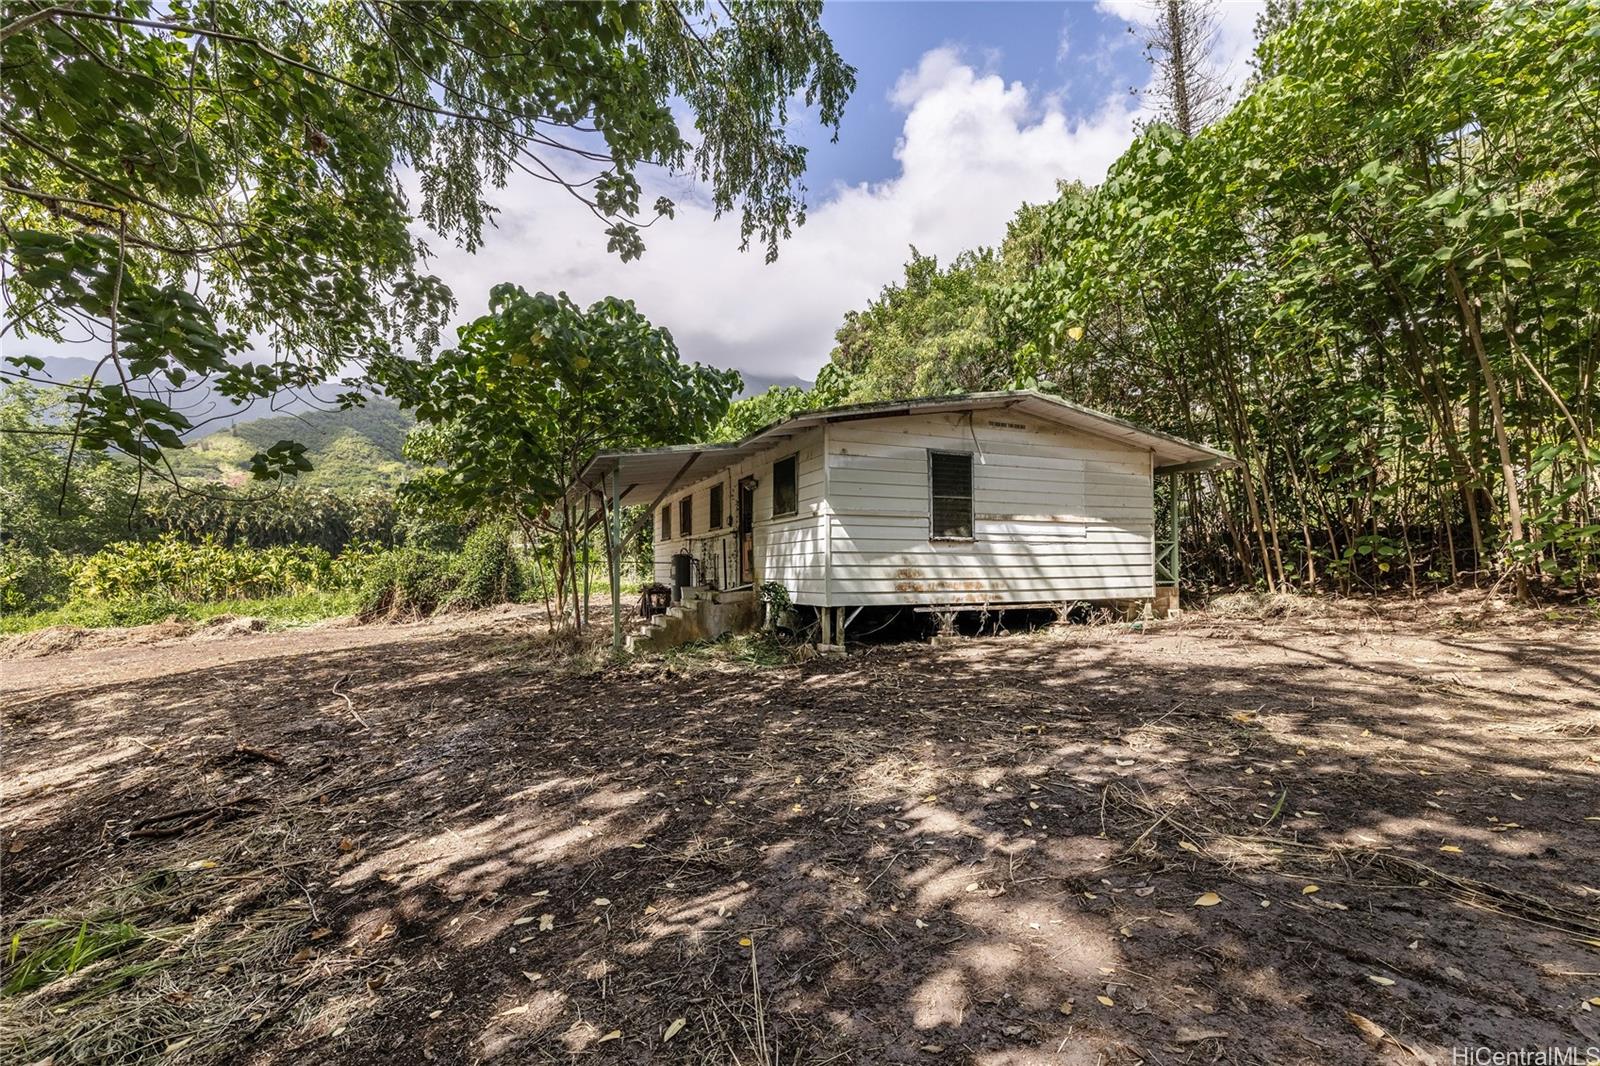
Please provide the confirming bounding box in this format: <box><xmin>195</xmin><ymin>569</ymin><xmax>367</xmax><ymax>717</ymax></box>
<box><xmin>929</xmin><ymin>450</ymin><xmax>974</xmax><ymax>540</ymax></box>
<box><xmin>709</xmin><ymin>483</ymin><xmax>725</xmax><ymax>530</ymax></box>
<box><xmin>772</xmin><ymin>454</ymin><xmax>798</xmax><ymax>517</ymax></box>
<box><xmin>679</xmin><ymin>496</ymin><xmax>694</xmax><ymax>538</ymax></box>
<box><xmin>660</xmin><ymin>504</ymin><xmax>671</xmax><ymax>541</ymax></box>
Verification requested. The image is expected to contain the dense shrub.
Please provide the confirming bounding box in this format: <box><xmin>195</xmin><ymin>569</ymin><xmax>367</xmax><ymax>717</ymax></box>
<box><xmin>356</xmin><ymin>549</ymin><xmax>456</xmax><ymax>619</ymax></box>
<box><xmin>450</xmin><ymin>523</ymin><xmax>523</xmax><ymax>609</ymax></box>
<box><xmin>0</xmin><ymin>545</ymin><xmax>72</xmax><ymax>613</ymax></box>
<box><xmin>71</xmin><ymin>534</ymin><xmax>336</xmax><ymax>603</ymax></box>
<box><xmin>142</xmin><ymin>486</ymin><xmax>400</xmax><ymax>553</ymax></box>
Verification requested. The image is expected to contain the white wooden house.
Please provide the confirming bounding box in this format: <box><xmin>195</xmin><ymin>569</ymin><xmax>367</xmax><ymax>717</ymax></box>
<box><xmin>580</xmin><ymin>390</ymin><xmax>1236</xmax><ymax>648</ymax></box>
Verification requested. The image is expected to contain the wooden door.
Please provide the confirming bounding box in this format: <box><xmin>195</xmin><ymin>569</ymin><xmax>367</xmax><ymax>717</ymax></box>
<box><xmin>738</xmin><ymin>481</ymin><xmax>754</xmax><ymax>586</ymax></box>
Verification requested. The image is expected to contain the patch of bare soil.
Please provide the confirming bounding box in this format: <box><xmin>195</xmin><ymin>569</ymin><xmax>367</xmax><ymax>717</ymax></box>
<box><xmin>2</xmin><ymin>599</ymin><xmax>1597</xmax><ymax>1065</ymax></box>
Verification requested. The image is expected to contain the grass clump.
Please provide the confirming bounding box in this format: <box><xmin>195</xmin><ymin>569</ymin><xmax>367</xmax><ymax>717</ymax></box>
<box><xmin>4</xmin><ymin>920</ymin><xmax>153</xmax><ymax>996</ymax></box>
<box><xmin>663</xmin><ymin>631</ymin><xmax>791</xmax><ymax>668</ymax></box>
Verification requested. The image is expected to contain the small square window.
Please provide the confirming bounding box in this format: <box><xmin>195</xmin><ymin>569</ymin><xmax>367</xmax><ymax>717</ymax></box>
<box><xmin>709</xmin><ymin>484</ymin><xmax>725</xmax><ymax>530</ymax></box>
<box><xmin>679</xmin><ymin>496</ymin><xmax>693</xmax><ymax>538</ymax></box>
<box><xmin>660</xmin><ymin>505</ymin><xmax>671</xmax><ymax>541</ymax></box>
<box><xmin>772</xmin><ymin>454</ymin><xmax>798</xmax><ymax>516</ymax></box>
<box><xmin>929</xmin><ymin>451</ymin><xmax>973</xmax><ymax>540</ymax></box>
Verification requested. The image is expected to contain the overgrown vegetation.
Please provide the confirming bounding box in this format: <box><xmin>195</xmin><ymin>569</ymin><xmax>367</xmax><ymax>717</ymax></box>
<box><xmin>787</xmin><ymin>0</ymin><xmax>1600</xmax><ymax>598</ymax></box>
<box><xmin>382</xmin><ymin>285</ymin><xmax>737</xmax><ymax>631</ymax></box>
<box><xmin>449</xmin><ymin>522</ymin><xmax>524</xmax><ymax>611</ymax></box>
<box><xmin>355</xmin><ymin>548</ymin><xmax>457</xmax><ymax>621</ymax></box>
<box><xmin>0</xmin><ymin>0</ymin><xmax>853</xmax><ymax>489</ymax></box>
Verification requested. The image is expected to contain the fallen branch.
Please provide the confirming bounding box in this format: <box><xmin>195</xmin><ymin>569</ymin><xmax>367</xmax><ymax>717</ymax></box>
<box><xmin>227</xmin><ymin>743</ymin><xmax>286</xmax><ymax>766</ymax></box>
<box><xmin>330</xmin><ymin>674</ymin><xmax>370</xmax><ymax>730</ymax></box>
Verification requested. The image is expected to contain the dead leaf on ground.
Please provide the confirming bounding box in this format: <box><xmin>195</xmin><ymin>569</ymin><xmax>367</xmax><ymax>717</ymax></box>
<box><xmin>1346</xmin><ymin>1011</ymin><xmax>1387</xmax><ymax>1049</ymax></box>
<box><xmin>663</xmin><ymin>1017</ymin><xmax>686</xmax><ymax>1041</ymax></box>
<box><xmin>1194</xmin><ymin>892</ymin><xmax>1222</xmax><ymax>907</ymax></box>
<box><xmin>1173</xmin><ymin>1026</ymin><xmax>1229</xmax><ymax>1044</ymax></box>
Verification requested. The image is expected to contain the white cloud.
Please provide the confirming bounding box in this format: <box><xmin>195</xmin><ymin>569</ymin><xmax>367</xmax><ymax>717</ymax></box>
<box><xmin>425</xmin><ymin>47</ymin><xmax>1145</xmax><ymax>383</ymax></box>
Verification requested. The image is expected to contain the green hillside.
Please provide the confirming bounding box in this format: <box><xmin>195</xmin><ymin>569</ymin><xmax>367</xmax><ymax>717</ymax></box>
<box><xmin>170</xmin><ymin>400</ymin><xmax>414</xmax><ymax>493</ymax></box>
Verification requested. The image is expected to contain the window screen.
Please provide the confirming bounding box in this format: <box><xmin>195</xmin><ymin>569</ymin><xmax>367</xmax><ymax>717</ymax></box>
<box><xmin>929</xmin><ymin>451</ymin><xmax>973</xmax><ymax>539</ymax></box>
<box><xmin>772</xmin><ymin>454</ymin><xmax>798</xmax><ymax>516</ymax></box>
<box><xmin>709</xmin><ymin>484</ymin><xmax>725</xmax><ymax>530</ymax></box>
<box><xmin>679</xmin><ymin>496</ymin><xmax>693</xmax><ymax>538</ymax></box>
<box><xmin>660</xmin><ymin>505</ymin><xmax>671</xmax><ymax>541</ymax></box>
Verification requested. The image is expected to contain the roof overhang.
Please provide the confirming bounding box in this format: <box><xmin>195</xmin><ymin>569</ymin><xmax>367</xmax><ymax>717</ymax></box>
<box><xmin>578</xmin><ymin>390</ymin><xmax>1239</xmax><ymax>507</ymax></box>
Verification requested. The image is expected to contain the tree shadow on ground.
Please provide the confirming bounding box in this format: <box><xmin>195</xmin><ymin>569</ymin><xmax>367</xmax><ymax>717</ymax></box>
<box><xmin>2</xmin><ymin>614</ymin><xmax>1597</xmax><ymax>1066</ymax></box>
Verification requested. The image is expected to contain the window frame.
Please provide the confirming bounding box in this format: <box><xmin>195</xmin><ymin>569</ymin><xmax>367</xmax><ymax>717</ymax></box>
<box><xmin>927</xmin><ymin>449</ymin><xmax>975</xmax><ymax>542</ymax></box>
<box><xmin>660</xmin><ymin>503</ymin><xmax>672</xmax><ymax>542</ymax></box>
<box><xmin>679</xmin><ymin>495</ymin><xmax>694</xmax><ymax>538</ymax></box>
<box><xmin>771</xmin><ymin>453</ymin><xmax>799</xmax><ymax>518</ymax></box>
<box><xmin>709</xmin><ymin>483</ymin><xmax>725</xmax><ymax>530</ymax></box>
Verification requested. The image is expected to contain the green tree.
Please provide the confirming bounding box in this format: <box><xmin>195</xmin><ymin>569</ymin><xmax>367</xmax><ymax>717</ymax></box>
<box><xmin>382</xmin><ymin>284</ymin><xmax>738</xmax><ymax>626</ymax></box>
<box><xmin>1</xmin><ymin>1</ymin><xmax>853</xmax><ymax>482</ymax></box>
<box><xmin>708</xmin><ymin>364</ymin><xmax>851</xmax><ymax>442</ymax></box>
<box><xmin>1000</xmin><ymin>0</ymin><xmax>1598</xmax><ymax>596</ymax></box>
<box><xmin>814</xmin><ymin>0</ymin><xmax>1597</xmax><ymax>597</ymax></box>
<box><xmin>0</xmin><ymin>383</ymin><xmax>138</xmax><ymax>609</ymax></box>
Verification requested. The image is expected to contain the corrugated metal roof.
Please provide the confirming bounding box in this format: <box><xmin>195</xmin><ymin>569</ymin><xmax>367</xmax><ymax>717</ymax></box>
<box><xmin>579</xmin><ymin>389</ymin><xmax>1238</xmax><ymax>506</ymax></box>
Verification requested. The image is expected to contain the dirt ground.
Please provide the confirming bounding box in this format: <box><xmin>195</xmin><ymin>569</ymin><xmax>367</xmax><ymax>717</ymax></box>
<box><xmin>3</xmin><ymin>595</ymin><xmax>1599</xmax><ymax>1065</ymax></box>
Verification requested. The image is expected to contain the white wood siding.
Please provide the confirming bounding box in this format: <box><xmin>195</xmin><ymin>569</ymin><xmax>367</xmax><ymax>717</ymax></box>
<box><xmin>651</xmin><ymin>428</ymin><xmax>828</xmax><ymax>603</ymax></box>
<box><xmin>826</xmin><ymin>411</ymin><xmax>1154</xmax><ymax>606</ymax></box>
<box><xmin>647</xmin><ymin>410</ymin><xmax>1156</xmax><ymax>609</ymax></box>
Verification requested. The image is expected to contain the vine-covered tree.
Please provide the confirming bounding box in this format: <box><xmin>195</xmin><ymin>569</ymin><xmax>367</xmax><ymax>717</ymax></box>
<box><xmin>381</xmin><ymin>284</ymin><xmax>738</xmax><ymax>626</ymax></box>
<box><xmin>0</xmin><ymin>1</ymin><xmax>853</xmax><ymax>483</ymax></box>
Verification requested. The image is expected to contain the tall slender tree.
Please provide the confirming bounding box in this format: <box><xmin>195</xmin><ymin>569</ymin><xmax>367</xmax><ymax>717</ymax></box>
<box><xmin>1138</xmin><ymin>0</ymin><xmax>1230</xmax><ymax>137</ymax></box>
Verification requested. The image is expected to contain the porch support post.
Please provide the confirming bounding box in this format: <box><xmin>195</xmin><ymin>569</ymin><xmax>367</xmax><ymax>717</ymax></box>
<box><xmin>583</xmin><ymin>490</ymin><xmax>594</xmax><ymax>628</ymax></box>
<box><xmin>609</xmin><ymin>471</ymin><xmax>624</xmax><ymax>654</ymax></box>
<box><xmin>1169</xmin><ymin>470</ymin><xmax>1181</xmax><ymax>587</ymax></box>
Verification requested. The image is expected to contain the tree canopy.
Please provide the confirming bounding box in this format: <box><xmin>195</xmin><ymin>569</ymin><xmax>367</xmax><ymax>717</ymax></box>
<box><xmin>0</xmin><ymin>1</ymin><xmax>853</xmax><ymax>481</ymax></box>
<box><xmin>382</xmin><ymin>283</ymin><xmax>738</xmax><ymax>621</ymax></box>
<box><xmin>813</xmin><ymin>0</ymin><xmax>1598</xmax><ymax>595</ymax></box>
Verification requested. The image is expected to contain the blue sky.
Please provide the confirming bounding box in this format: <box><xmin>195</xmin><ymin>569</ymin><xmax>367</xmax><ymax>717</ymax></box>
<box><xmin>803</xmin><ymin>2</ymin><xmax>1152</xmax><ymax>191</ymax></box>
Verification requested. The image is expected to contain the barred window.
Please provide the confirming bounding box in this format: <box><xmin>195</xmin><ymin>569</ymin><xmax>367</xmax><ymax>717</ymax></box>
<box><xmin>929</xmin><ymin>451</ymin><xmax>973</xmax><ymax>540</ymax></box>
<box><xmin>709</xmin><ymin>483</ymin><xmax>725</xmax><ymax>530</ymax></box>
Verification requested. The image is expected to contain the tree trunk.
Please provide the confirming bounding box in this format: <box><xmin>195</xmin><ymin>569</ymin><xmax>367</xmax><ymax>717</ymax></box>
<box><xmin>1446</xmin><ymin>262</ymin><xmax>1528</xmax><ymax>601</ymax></box>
